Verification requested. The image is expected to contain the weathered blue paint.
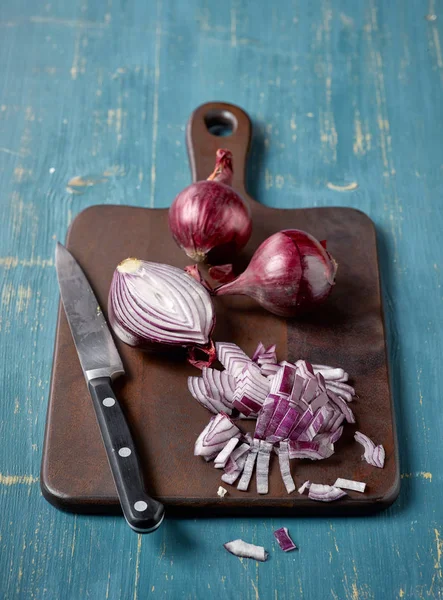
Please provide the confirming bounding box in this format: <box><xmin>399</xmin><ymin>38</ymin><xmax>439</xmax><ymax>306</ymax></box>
<box><xmin>0</xmin><ymin>0</ymin><xmax>442</xmax><ymax>598</ymax></box>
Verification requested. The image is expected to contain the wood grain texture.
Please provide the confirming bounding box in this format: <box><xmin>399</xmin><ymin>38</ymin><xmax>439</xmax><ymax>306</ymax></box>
<box><xmin>0</xmin><ymin>0</ymin><xmax>442</xmax><ymax>598</ymax></box>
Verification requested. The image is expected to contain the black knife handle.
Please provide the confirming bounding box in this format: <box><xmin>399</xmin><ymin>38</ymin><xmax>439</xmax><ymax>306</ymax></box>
<box><xmin>88</xmin><ymin>377</ymin><xmax>165</xmax><ymax>533</ymax></box>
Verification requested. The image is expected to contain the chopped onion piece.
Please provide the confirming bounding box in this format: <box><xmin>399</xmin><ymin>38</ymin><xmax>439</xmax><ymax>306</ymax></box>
<box><xmin>216</xmin><ymin>342</ymin><xmax>252</xmax><ymax>380</ymax></box>
<box><xmin>288</xmin><ymin>440</ymin><xmax>335</xmax><ymax>460</ymax></box>
<box><xmin>194</xmin><ymin>413</ymin><xmax>240</xmax><ymax>461</ymax></box>
<box><xmin>288</xmin><ymin>406</ymin><xmax>314</xmax><ymax>440</ymax></box>
<box><xmin>264</xmin><ymin>397</ymin><xmax>289</xmax><ymax>438</ymax></box>
<box><xmin>298</xmin><ymin>480</ymin><xmax>311</xmax><ymax>494</ymax></box>
<box><xmin>254</xmin><ymin>394</ymin><xmax>279</xmax><ymax>440</ymax></box>
<box><xmin>270</xmin><ymin>363</ymin><xmax>296</xmax><ymax>396</ymax></box>
<box><xmin>214</xmin><ymin>437</ymin><xmax>239</xmax><ymax>468</ymax></box>
<box><xmin>326</xmin><ymin>390</ymin><xmax>355</xmax><ymax>423</ymax></box>
<box><xmin>256</xmin><ymin>440</ymin><xmax>273</xmax><ymax>494</ymax></box>
<box><xmin>224</xmin><ymin>539</ymin><xmax>268</xmax><ymax>562</ymax></box>
<box><xmin>222</xmin><ymin>450</ymin><xmax>249</xmax><ymax>485</ymax></box>
<box><xmin>237</xmin><ymin>439</ymin><xmax>260</xmax><ymax>491</ymax></box>
<box><xmin>274</xmin><ymin>527</ymin><xmax>297</xmax><ymax>552</ymax></box>
<box><xmin>298</xmin><ymin>405</ymin><xmax>334</xmax><ymax>441</ymax></box>
<box><xmin>333</xmin><ymin>478</ymin><xmax>366</xmax><ymax>493</ymax></box>
<box><xmin>301</xmin><ymin>378</ymin><xmax>318</xmax><ymax>403</ymax></box>
<box><xmin>269</xmin><ymin>406</ymin><xmax>302</xmax><ymax>443</ymax></box>
<box><xmin>260</xmin><ymin>363</ymin><xmax>281</xmax><ymax>377</ymax></box>
<box><xmin>278</xmin><ymin>441</ymin><xmax>295</xmax><ymax>493</ymax></box>
<box><xmin>308</xmin><ymin>483</ymin><xmax>347</xmax><ymax>502</ymax></box>
<box><xmin>289</xmin><ymin>374</ymin><xmax>307</xmax><ymax>404</ymax></box>
<box><xmin>312</xmin><ymin>366</ymin><xmax>347</xmax><ymax>381</ymax></box>
<box><xmin>202</xmin><ymin>367</ymin><xmax>236</xmax><ymax>408</ymax></box>
<box><xmin>188</xmin><ymin>376</ymin><xmax>229</xmax><ymax>414</ymax></box>
<box><xmin>354</xmin><ymin>431</ymin><xmax>385</xmax><ymax>468</ymax></box>
<box><xmin>252</xmin><ymin>342</ymin><xmax>266</xmax><ymax>362</ymax></box>
<box><xmin>217</xmin><ymin>486</ymin><xmax>228</xmax><ymax>497</ymax></box>
<box><xmin>223</xmin><ymin>442</ymin><xmax>250</xmax><ymax>474</ymax></box>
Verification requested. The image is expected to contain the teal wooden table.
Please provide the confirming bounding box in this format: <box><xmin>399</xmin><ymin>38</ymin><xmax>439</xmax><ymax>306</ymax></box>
<box><xmin>1</xmin><ymin>1</ymin><xmax>442</xmax><ymax>598</ymax></box>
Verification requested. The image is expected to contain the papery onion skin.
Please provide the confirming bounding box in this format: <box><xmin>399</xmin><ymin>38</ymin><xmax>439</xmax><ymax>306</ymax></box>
<box><xmin>108</xmin><ymin>258</ymin><xmax>216</xmax><ymax>367</ymax></box>
<box><xmin>168</xmin><ymin>149</ymin><xmax>252</xmax><ymax>263</ymax></box>
<box><xmin>214</xmin><ymin>229</ymin><xmax>338</xmax><ymax>317</ymax></box>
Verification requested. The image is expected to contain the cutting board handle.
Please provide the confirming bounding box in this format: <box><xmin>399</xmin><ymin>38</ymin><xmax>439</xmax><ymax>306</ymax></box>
<box><xmin>186</xmin><ymin>102</ymin><xmax>252</xmax><ymax>201</ymax></box>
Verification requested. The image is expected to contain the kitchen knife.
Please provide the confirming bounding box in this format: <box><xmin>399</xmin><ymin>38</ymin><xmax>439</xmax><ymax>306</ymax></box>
<box><xmin>55</xmin><ymin>242</ymin><xmax>164</xmax><ymax>533</ymax></box>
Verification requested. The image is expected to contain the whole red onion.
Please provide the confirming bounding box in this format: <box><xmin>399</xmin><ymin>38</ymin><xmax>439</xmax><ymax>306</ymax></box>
<box><xmin>214</xmin><ymin>230</ymin><xmax>338</xmax><ymax>317</ymax></box>
<box><xmin>168</xmin><ymin>149</ymin><xmax>252</xmax><ymax>263</ymax></box>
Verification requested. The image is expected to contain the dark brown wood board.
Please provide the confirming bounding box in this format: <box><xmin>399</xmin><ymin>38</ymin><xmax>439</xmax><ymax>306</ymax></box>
<box><xmin>41</xmin><ymin>103</ymin><xmax>399</xmax><ymax>516</ymax></box>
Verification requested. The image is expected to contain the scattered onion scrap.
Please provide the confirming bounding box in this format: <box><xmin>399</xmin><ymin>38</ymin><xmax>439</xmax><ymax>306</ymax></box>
<box><xmin>224</xmin><ymin>539</ymin><xmax>268</xmax><ymax>562</ymax></box>
<box><xmin>273</xmin><ymin>527</ymin><xmax>298</xmax><ymax>552</ymax></box>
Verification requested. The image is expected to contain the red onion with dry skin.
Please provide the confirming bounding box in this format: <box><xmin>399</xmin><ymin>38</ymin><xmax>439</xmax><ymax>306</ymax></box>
<box><xmin>214</xmin><ymin>229</ymin><xmax>338</xmax><ymax>317</ymax></box>
<box><xmin>168</xmin><ymin>149</ymin><xmax>252</xmax><ymax>263</ymax></box>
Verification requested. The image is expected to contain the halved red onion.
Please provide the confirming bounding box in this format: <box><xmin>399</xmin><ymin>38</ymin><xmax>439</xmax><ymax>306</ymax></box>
<box><xmin>333</xmin><ymin>478</ymin><xmax>366</xmax><ymax>493</ymax></box>
<box><xmin>256</xmin><ymin>440</ymin><xmax>273</xmax><ymax>494</ymax></box>
<box><xmin>278</xmin><ymin>441</ymin><xmax>295</xmax><ymax>493</ymax></box>
<box><xmin>194</xmin><ymin>413</ymin><xmax>240</xmax><ymax>461</ymax></box>
<box><xmin>354</xmin><ymin>431</ymin><xmax>385</xmax><ymax>468</ymax></box>
<box><xmin>308</xmin><ymin>483</ymin><xmax>347</xmax><ymax>502</ymax></box>
<box><xmin>298</xmin><ymin>480</ymin><xmax>311</xmax><ymax>495</ymax></box>
<box><xmin>274</xmin><ymin>527</ymin><xmax>297</xmax><ymax>552</ymax></box>
<box><xmin>237</xmin><ymin>439</ymin><xmax>260</xmax><ymax>491</ymax></box>
<box><xmin>109</xmin><ymin>259</ymin><xmax>216</xmax><ymax>368</ymax></box>
<box><xmin>224</xmin><ymin>539</ymin><xmax>268</xmax><ymax>562</ymax></box>
<box><xmin>214</xmin><ymin>437</ymin><xmax>239</xmax><ymax>469</ymax></box>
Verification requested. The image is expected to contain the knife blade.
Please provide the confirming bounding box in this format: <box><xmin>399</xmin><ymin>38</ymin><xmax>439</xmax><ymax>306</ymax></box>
<box><xmin>55</xmin><ymin>242</ymin><xmax>164</xmax><ymax>533</ymax></box>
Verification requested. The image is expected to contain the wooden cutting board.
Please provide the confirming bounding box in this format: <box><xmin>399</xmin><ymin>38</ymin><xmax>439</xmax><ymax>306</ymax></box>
<box><xmin>41</xmin><ymin>102</ymin><xmax>399</xmax><ymax>516</ymax></box>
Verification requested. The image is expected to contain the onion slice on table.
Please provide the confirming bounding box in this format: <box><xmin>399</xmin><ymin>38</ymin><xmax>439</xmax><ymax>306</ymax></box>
<box><xmin>224</xmin><ymin>540</ymin><xmax>268</xmax><ymax>562</ymax></box>
<box><xmin>273</xmin><ymin>527</ymin><xmax>298</xmax><ymax>552</ymax></box>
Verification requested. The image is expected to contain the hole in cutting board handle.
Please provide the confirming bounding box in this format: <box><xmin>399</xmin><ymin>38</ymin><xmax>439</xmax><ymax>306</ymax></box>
<box><xmin>204</xmin><ymin>109</ymin><xmax>237</xmax><ymax>137</ymax></box>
